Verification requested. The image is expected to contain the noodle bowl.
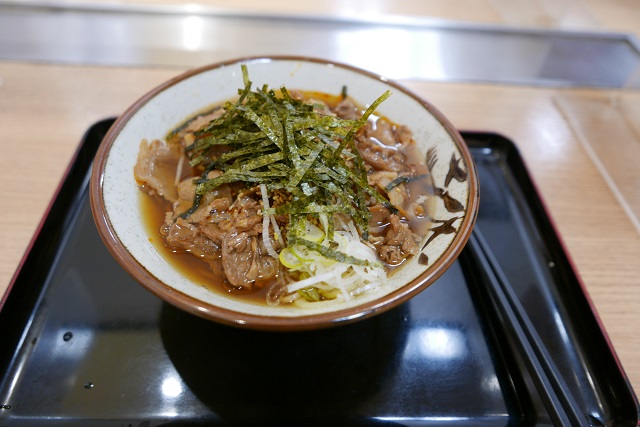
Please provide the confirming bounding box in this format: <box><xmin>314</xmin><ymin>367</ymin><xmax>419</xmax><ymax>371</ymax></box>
<box><xmin>90</xmin><ymin>56</ymin><xmax>479</xmax><ymax>330</ymax></box>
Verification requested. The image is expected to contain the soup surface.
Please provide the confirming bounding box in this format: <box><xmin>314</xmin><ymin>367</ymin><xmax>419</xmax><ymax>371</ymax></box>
<box><xmin>134</xmin><ymin>71</ymin><xmax>435</xmax><ymax>307</ymax></box>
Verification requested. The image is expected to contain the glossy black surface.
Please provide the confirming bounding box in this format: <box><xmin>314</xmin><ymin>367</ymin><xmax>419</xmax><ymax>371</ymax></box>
<box><xmin>0</xmin><ymin>121</ymin><xmax>637</xmax><ymax>426</ymax></box>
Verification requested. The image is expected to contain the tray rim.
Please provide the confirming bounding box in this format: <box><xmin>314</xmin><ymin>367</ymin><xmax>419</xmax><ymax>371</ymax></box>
<box><xmin>0</xmin><ymin>120</ymin><xmax>637</xmax><ymax>424</ymax></box>
<box><xmin>464</xmin><ymin>130</ymin><xmax>640</xmax><ymax>423</ymax></box>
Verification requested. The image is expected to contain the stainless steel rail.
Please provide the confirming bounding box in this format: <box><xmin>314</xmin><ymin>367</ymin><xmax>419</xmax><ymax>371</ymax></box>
<box><xmin>1</xmin><ymin>1</ymin><xmax>639</xmax><ymax>88</ymax></box>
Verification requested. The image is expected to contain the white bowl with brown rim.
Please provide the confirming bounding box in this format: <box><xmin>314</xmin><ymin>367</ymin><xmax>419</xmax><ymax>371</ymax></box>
<box><xmin>90</xmin><ymin>56</ymin><xmax>479</xmax><ymax>331</ymax></box>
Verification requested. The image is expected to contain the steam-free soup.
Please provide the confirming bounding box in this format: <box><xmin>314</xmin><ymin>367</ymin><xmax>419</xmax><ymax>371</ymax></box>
<box><xmin>134</xmin><ymin>67</ymin><xmax>435</xmax><ymax>307</ymax></box>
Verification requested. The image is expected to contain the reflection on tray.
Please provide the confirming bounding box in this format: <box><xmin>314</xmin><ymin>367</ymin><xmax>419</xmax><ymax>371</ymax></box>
<box><xmin>161</xmin><ymin>302</ymin><xmax>408</xmax><ymax>421</ymax></box>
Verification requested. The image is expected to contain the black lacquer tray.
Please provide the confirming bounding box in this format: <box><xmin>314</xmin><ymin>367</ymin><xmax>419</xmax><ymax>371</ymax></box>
<box><xmin>0</xmin><ymin>119</ymin><xmax>637</xmax><ymax>426</ymax></box>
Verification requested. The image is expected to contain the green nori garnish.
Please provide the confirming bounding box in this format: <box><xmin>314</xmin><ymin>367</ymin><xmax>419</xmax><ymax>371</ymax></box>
<box><xmin>176</xmin><ymin>64</ymin><xmax>392</xmax><ymax>265</ymax></box>
<box><xmin>384</xmin><ymin>173</ymin><xmax>432</xmax><ymax>192</ymax></box>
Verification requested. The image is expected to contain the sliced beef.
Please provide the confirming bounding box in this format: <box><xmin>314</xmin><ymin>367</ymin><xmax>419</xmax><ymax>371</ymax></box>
<box><xmin>377</xmin><ymin>214</ymin><xmax>419</xmax><ymax>265</ymax></box>
<box><xmin>183</xmin><ymin>109</ymin><xmax>224</xmax><ymax>134</ymax></box>
<box><xmin>134</xmin><ymin>139</ymin><xmax>184</xmax><ymax>203</ymax></box>
<box><xmin>368</xmin><ymin>118</ymin><xmax>402</xmax><ymax>147</ymax></box>
<box><xmin>172</xmin><ymin>176</ymin><xmax>234</xmax><ymax>225</ymax></box>
<box><xmin>368</xmin><ymin>171</ymin><xmax>408</xmax><ymax>209</ymax></box>
<box><xmin>355</xmin><ymin>123</ymin><xmax>407</xmax><ymax>172</ymax></box>
<box><xmin>218</xmin><ymin>195</ymin><xmax>262</xmax><ymax>234</ymax></box>
<box><xmin>217</xmin><ymin>195</ymin><xmax>277</xmax><ymax>289</ymax></box>
<box><xmin>171</xmin><ymin>178</ymin><xmax>204</xmax><ymax>222</ymax></box>
<box><xmin>221</xmin><ymin>232</ymin><xmax>279</xmax><ymax>289</ymax></box>
<box><xmin>160</xmin><ymin>217</ymin><xmax>220</xmax><ymax>260</ymax></box>
<box><xmin>368</xmin><ymin>170</ymin><xmax>397</xmax><ymax>185</ymax></box>
<box><xmin>164</xmin><ymin>190</ymin><xmax>278</xmax><ymax>289</ymax></box>
<box><xmin>196</xmin><ymin>195</ymin><xmax>251</xmax><ymax>246</ymax></box>
<box><xmin>369</xmin><ymin>204</ymin><xmax>392</xmax><ymax>227</ymax></box>
<box><xmin>333</xmin><ymin>98</ymin><xmax>361</xmax><ymax>120</ymax></box>
<box><xmin>378</xmin><ymin>245</ymin><xmax>404</xmax><ymax>266</ymax></box>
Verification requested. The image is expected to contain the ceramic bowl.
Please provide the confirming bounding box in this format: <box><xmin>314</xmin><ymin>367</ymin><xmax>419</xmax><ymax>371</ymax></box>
<box><xmin>90</xmin><ymin>56</ymin><xmax>479</xmax><ymax>331</ymax></box>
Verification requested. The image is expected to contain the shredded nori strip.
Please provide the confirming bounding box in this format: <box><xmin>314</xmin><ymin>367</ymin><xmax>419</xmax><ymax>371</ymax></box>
<box><xmin>289</xmin><ymin>236</ymin><xmax>370</xmax><ymax>267</ymax></box>
<box><xmin>176</xmin><ymin>64</ymin><xmax>392</xmax><ymax>265</ymax></box>
<box><xmin>384</xmin><ymin>173</ymin><xmax>432</xmax><ymax>192</ymax></box>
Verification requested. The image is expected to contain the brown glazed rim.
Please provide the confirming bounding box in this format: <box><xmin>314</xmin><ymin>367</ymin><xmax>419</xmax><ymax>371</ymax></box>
<box><xmin>89</xmin><ymin>55</ymin><xmax>480</xmax><ymax>332</ymax></box>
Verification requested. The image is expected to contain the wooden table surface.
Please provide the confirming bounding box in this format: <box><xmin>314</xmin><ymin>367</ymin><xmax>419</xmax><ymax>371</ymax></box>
<box><xmin>1</xmin><ymin>0</ymin><xmax>639</xmax><ymax>401</ymax></box>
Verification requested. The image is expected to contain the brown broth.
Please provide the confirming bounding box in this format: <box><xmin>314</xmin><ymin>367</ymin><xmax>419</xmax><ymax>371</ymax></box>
<box><xmin>139</xmin><ymin>92</ymin><xmax>436</xmax><ymax>305</ymax></box>
<box><xmin>139</xmin><ymin>193</ymin><xmax>276</xmax><ymax>305</ymax></box>
<box><xmin>139</xmin><ymin>194</ymin><xmax>219</xmax><ymax>286</ymax></box>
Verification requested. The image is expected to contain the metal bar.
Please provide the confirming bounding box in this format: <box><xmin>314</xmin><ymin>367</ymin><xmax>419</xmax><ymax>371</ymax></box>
<box><xmin>1</xmin><ymin>1</ymin><xmax>639</xmax><ymax>88</ymax></box>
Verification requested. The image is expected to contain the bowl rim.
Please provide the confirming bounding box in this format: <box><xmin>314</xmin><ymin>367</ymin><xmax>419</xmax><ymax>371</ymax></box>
<box><xmin>89</xmin><ymin>55</ymin><xmax>480</xmax><ymax>331</ymax></box>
